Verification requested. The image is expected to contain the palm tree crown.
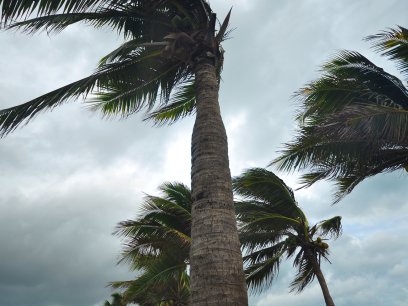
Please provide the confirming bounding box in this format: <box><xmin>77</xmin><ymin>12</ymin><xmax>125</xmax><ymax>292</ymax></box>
<box><xmin>0</xmin><ymin>0</ymin><xmax>230</xmax><ymax>134</ymax></box>
<box><xmin>233</xmin><ymin>168</ymin><xmax>341</xmax><ymax>305</ymax></box>
<box><xmin>273</xmin><ymin>26</ymin><xmax>408</xmax><ymax>202</ymax></box>
<box><xmin>113</xmin><ymin>182</ymin><xmax>191</xmax><ymax>305</ymax></box>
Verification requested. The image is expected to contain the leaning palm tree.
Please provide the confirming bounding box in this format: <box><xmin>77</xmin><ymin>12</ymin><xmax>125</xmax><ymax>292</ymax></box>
<box><xmin>233</xmin><ymin>168</ymin><xmax>342</xmax><ymax>306</ymax></box>
<box><xmin>113</xmin><ymin>182</ymin><xmax>191</xmax><ymax>305</ymax></box>
<box><xmin>274</xmin><ymin>26</ymin><xmax>408</xmax><ymax>203</ymax></box>
<box><xmin>0</xmin><ymin>1</ymin><xmax>247</xmax><ymax>304</ymax></box>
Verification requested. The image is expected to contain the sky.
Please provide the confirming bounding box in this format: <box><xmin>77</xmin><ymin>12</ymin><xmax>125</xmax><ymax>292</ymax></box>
<box><xmin>0</xmin><ymin>0</ymin><xmax>407</xmax><ymax>305</ymax></box>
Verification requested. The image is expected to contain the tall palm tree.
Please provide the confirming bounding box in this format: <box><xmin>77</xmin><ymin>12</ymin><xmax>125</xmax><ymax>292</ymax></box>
<box><xmin>273</xmin><ymin>26</ymin><xmax>408</xmax><ymax>203</ymax></box>
<box><xmin>0</xmin><ymin>1</ymin><xmax>247</xmax><ymax>304</ymax></box>
<box><xmin>113</xmin><ymin>182</ymin><xmax>191</xmax><ymax>305</ymax></box>
<box><xmin>233</xmin><ymin>168</ymin><xmax>342</xmax><ymax>306</ymax></box>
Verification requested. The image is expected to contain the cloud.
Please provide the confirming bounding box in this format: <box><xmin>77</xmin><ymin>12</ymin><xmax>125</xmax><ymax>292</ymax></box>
<box><xmin>1</xmin><ymin>1</ymin><xmax>408</xmax><ymax>305</ymax></box>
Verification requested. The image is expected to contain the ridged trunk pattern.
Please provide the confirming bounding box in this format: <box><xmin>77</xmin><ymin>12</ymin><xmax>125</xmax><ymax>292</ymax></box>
<box><xmin>190</xmin><ymin>60</ymin><xmax>248</xmax><ymax>305</ymax></box>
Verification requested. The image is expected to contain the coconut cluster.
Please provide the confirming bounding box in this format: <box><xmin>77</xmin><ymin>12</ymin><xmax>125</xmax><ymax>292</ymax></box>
<box><xmin>313</xmin><ymin>237</ymin><xmax>329</xmax><ymax>249</ymax></box>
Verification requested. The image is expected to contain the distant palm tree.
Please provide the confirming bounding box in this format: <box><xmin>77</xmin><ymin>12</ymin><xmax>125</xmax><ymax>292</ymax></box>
<box><xmin>104</xmin><ymin>292</ymin><xmax>126</xmax><ymax>306</ymax></box>
<box><xmin>113</xmin><ymin>182</ymin><xmax>191</xmax><ymax>305</ymax></box>
<box><xmin>0</xmin><ymin>1</ymin><xmax>247</xmax><ymax>303</ymax></box>
<box><xmin>274</xmin><ymin>26</ymin><xmax>408</xmax><ymax>203</ymax></box>
<box><xmin>233</xmin><ymin>168</ymin><xmax>342</xmax><ymax>306</ymax></box>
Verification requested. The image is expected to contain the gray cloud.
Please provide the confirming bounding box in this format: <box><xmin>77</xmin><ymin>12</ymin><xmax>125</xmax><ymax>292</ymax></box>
<box><xmin>1</xmin><ymin>0</ymin><xmax>408</xmax><ymax>305</ymax></box>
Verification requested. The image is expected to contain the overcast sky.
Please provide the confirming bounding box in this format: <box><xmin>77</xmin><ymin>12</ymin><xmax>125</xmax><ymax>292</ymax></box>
<box><xmin>0</xmin><ymin>1</ymin><xmax>407</xmax><ymax>305</ymax></box>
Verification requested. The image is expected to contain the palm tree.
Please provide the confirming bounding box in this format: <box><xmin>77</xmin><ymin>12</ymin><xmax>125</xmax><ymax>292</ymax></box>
<box><xmin>233</xmin><ymin>168</ymin><xmax>342</xmax><ymax>306</ymax></box>
<box><xmin>0</xmin><ymin>1</ymin><xmax>247</xmax><ymax>304</ymax></box>
<box><xmin>113</xmin><ymin>182</ymin><xmax>191</xmax><ymax>305</ymax></box>
<box><xmin>273</xmin><ymin>26</ymin><xmax>408</xmax><ymax>203</ymax></box>
<box><xmin>104</xmin><ymin>293</ymin><xmax>127</xmax><ymax>306</ymax></box>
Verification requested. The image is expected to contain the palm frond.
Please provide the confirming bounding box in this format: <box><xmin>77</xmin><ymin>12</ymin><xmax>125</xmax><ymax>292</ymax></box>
<box><xmin>245</xmin><ymin>246</ymin><xmax>286</xmax><ymax>293</ymax></box>
<box><xmin>7</xmin><ymin>4</ymin><xmax>173</xmax><ymax>39</ymax></box>
<box><xmin>114</xmin><ymin>181</ymin><xmax>191</xmax><ymax>268</ymax></box>
<box><xmin>111</xmin><ymin>254</ymin><xmax>188</xmax><ymax>304</ymax></box>
<box><xmin>0</xmin><ymin>0</ymin><xmax>107</xmax><ymax>24</ymax></box>
<box><xmin>367</xmin><ymin>26</ymin><xmax>408</xmax><ymax>76</ymax></box>
<box><xmin>290</xmin><ymin>252</ymin><xmax>315</xmax><ymax>293</ymax></box>
<box><xmin>300</xmin><ymin>51</ymin><xmax>408</xmax><ymax>121</ymax></box>
<box><xmin>0</xmin><ymin>46</ymin><xmax>178</xmax><ymax>136</ymax></box>
<box><xmin>316</xmin><ymin>216</ymin><xmax>342</xmax><ymax>239</ymax></box>
<box><xmin>215</xmin><ymin>8</ymin><xmax>231</xmax><ymax>42</ymax></box>
<box><xmin>239</xmin><ymin>229</ymin><xmax>286</xmax><ymax>250</ymax></box>
<box><xmin>233</xmin><ymin>168</ymin><xmax>304</xmax><ymax>219</ymax></box>
<box><xmin>313</xmin><ymin>104</ymin><xmax>408</xmax><ymax>145</ymax></box>
<box><xmin>144</xmin><ymin>80</ymin><xmax>196</xmax><ymax>125</ymax></box>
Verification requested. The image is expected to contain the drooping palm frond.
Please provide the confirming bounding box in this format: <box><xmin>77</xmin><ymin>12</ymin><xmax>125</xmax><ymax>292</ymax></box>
<box><xmin>0</xmin><ymin>43</ymin><xmax>193</xmax><ymax>136</ymax></box>
<box><xmin>8</xmin><ymin>6</ymin><xmax>171</xmax><ymax>39</ymax></box>
<box><xmin>144</xmin><ymin>80</ymin><xmax>196</xmax><ymax>125</ymax></box>
<box><xmin>290</xmin><ymin>250</ymin><xmax>315</xmax><ymax>293</ymax></box>
<box><xmin>0</xmin><ymin>0</ymin><xmax>212</xmax><ymax>27</ymax></box>
<box><xmin>367</xmin><ymin>26</ymin><xmax>408</xmax><ymax>76</ymax></box>
<box><xmin>313</xmin><ymin>104</ymin><xmax>408</xmax><ymax>145</ymax></box>
<box><xmin>0</xmin><ymin>0</ymin><xmax>108</xmax><ymax>23</ymax></box>
<box><xmin>244</xmin><ymin>242</ymin><xmax>287</xmax><ymax>293</ymax></box>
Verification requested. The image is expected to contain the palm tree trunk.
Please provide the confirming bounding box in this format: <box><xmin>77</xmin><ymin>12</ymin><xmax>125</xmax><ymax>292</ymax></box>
<box><xmin>190</xmin><ymin>58</ymin><xmax>248</xmax><ymax>306</ymax></box>
<box><xmin>310</xmin><ymin>256</ymin><xmax>335</xmax><ymax>306</ymax></box>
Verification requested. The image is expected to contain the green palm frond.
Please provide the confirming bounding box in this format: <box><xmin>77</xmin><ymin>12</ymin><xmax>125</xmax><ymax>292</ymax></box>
<box><xmin>89</xmin><ymin>61</ymin><xmax>192</xmax><ymax>118</ymax></box>
<box><xmin>0</xmin><ymin>43</ymin><xmax>196</xmax><ymax>136</ymax></box>
<box><xmin>241</xmin><ymin>213</ymin><xmax>300</xmax><ymax>234</ymax></box>
<box><xmin>290</xmin><ymin>251</ymin><xmax>315</xmax><ymax>293</ymax></box>
<box><xmin>111</xmin><ymin>254</ymin><xmax>189</xmax><ymax>304</ymax></box>
<box><xmin>245</xmin><ymin>245</ymin><xmax>286</xmax><ymax>293</ymax></box>
<box><xmin>367</xmin><ymin>26</ymin><xmax>408</xmax><ymax>76</ymax></box>
<box><xmin>233</xmin><ymin>168</ymin><xmax>304</xmax><ymax>219</ymax></box>
<box><xmin>316</xmin><ymin>216</ymin><xmax>342</xmax><ymax>239</ymax></box>
<box><xmin>300</xmin><ymin>51</ymin><xmax>408</xmax><ymax>121</ymax></box>
<box><xmin>1</xmin><ymin>0</ymin><xmax>107</xmax><ymax>23</ymax></box>
<box><xmin>8</xmin><ymin>6</ymin><xmax>171</xmax><ymax>39</ymax></box>
<box><xmin>114</xmin><ymin>182</ymin><xmax>191</xmax><ymax>270</ymax></box>
<box><xmin>239</xmin><ymin>229</ymin><xmax>286</xmax><ymax>250</ymax></box>
<box><xmin>243</xmin><ymin>241</ymin><xmax>287</xmax><ymax>266</ymax></box>
<box><xmin>0</xmin><ymin>45</ymin><xmax>178</xmax><ymax>135</ymax></box>
<box><xmin>313</xmin><ymin>104</ymin><xmax>408</xmax><ymax>144</ymax></box>
<box><xmin>0</xmin><ymin>0</ymin><xmax>212</xmax><ymax>27</ymax></box>
<box><xmin>144</xmin><ymin>81</ymin><xmax>196</xmax><ymax>125</ymax></box>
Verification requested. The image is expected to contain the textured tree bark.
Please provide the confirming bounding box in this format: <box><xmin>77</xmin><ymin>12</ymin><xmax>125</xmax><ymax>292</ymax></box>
<box><xmin>311</xmin><ymin>256</ymin><xmax>335</xmax><ymax>306</ymax></box>
<box><xmin>190</xmin><ymin>59</ymin><xmax>248</xmax><ymax>305</ymax></box>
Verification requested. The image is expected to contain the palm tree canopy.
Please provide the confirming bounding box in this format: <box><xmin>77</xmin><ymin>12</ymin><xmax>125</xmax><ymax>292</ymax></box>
<box><xmin>112</xmin><ymin>182</ymin><xmax>191</xmax><ymax>304</ymax></box>
<box><xmin>273</xmin><ymin>26</ymin><xmax>408</xmax><ymax>202</ymax></box>
<box><xmin>0</xmin><ymin>0</ymin><xmax>231</xmax><ymax>135</ymax></box>
<box><xmin>233</xmin><ymin>168</ymin><xmax>342</xmax><ymax>293</ymax></box>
